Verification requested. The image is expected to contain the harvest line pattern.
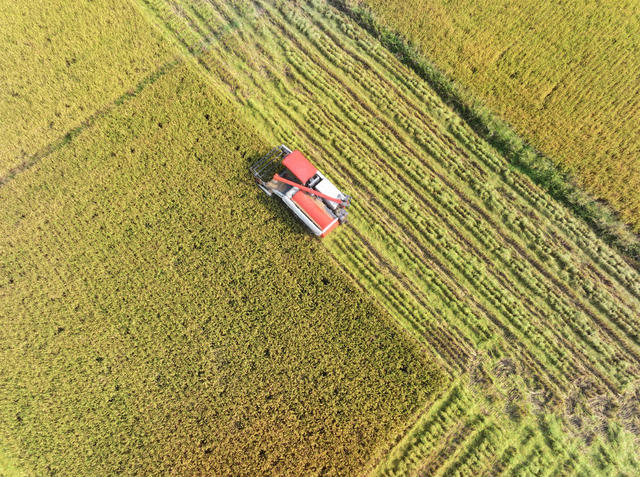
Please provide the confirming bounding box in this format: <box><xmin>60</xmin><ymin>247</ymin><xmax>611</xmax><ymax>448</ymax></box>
<box><xmin>0</xmin><ymin>58</ymin><xmax>181</xmax><ymax>188</ymax></box>
<box><xmin>137</xmin><ymin>0</ymin><xmax>640</xmax><ymax>473</ymax></box>
<box><xmin>358</xmin><ymin>0</ymin><xmax>640</xmax><ymax>233</ymax></box>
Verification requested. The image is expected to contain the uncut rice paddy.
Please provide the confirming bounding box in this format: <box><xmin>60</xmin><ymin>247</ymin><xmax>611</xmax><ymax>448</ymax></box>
<box><xmin>134</xmin><ymin>0</ymin><xmax>640</xmax><ymax>473</ymax></box>
<box><xmin>0</xmin><ymin>0</ymin><xmax>173</xmax><ymax>177</ymax></box>
<box><xmin>0</xmin><ymin>32</ymin><xmax>441</xmax><ymax>477</ymax></box>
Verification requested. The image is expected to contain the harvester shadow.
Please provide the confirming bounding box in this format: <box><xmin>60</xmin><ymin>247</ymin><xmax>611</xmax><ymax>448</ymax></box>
<box><xmin>245</xmin><ymin>154</ymin><xmax>312</xmax><ymax>239</ymax></box>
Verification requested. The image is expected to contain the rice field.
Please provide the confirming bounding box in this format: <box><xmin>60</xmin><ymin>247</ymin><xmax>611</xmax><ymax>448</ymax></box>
<box><xmin>0</xmin><ymin>59</ymin><xmax>443</xmax><ymax>475</ymax></box>
<box><xmin>3</xmin><ymin>0</ymin><xmax>640</xmax><ymax>474</ymax></box>
<box><xmin>360</xmin><ymin>0</ymin><xmax>640</xmax><ymax>232</ymax></box>
<box><xmin>133</xmin><ymin>0</ymin><xmax>640</xmax><ymax>472</ymax></box>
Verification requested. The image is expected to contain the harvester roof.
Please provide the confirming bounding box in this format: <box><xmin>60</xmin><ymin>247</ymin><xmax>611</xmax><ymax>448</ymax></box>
<box><xmin>282</xmin><ymin>150</ymin><xmax>317</xmax><ymax>184</ymax></box>
<box><xmin>250</xmin><ymin>145</ymin><xmax>349</xmax><ymax>237</ymax></box>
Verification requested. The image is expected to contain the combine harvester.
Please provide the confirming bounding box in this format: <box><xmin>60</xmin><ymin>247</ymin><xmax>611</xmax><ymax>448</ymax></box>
<box><xmin>250</xmin><ymin>145</ymin><xmax>350</xmax><ymax>237</ymax></box>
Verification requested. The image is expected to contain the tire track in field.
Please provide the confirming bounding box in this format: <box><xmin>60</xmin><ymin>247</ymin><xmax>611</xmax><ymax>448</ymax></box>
<box><xmin>254</xmin><ymin>0</ymin><xmax>638</xmax><ymax>352</ymax></box>
<box><xmin>0</xmin><ymin>58</ymin><xmax>181</xmax><ymax>188</ymax></box>
<box><xmin>214</xmin><ymin>3</ymin><xmax>636</xmax><ymax>446</ymax></box>
<box><xmin>242</xmin><ymin>2</ymin><xmax>625</xmax><ymax>394</ymax></box>
<box><xmin>278</xmin><ymin>106</ymin><xmax>567</xmax><ymax>397</ymax></box>
<box><xmin>301</xmin><ymin>10</ymin><xmax>640</xmax><ymax>364</ymax></box>
<box><xmin>459</xmin><ymin>127</ymin><xmax>640</xmax><ymax>302</ymax></box>
<box><xmin>305</xmin><ymin>7</ymin><xmax>640</xmax><ymax>337</ymax></box>
<box><xmin>416</xmin><ymin>416</ymin><xmax>485</xmax><ymax>477</ymax></box>
<box><xmin>329</xmin><ymin>234</ymin><xmax>462</xmax><ymax>373</ymax></box>
<box><xmin>348</xmin><ymin>226</ymin><xmax>476</xmax><ymax>366</ymax></box>
<box><xmin>374</xmin><ymin>384</ymin><xmax>473</xmax><ymax>477</ymax></box>
<box><xmin>291</xmin><ymin>4</ymin><xmax>640</xmax><ymax>382</ymax></box>
<box><xmin>214</xmin><ymin>0</ymin><xmax>636</xmax><ymax>414</ymax></box>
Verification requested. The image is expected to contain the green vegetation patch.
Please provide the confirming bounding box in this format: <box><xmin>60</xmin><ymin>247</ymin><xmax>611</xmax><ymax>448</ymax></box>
<box><xmin>0</xmin><ymin>63</ymin><xmax>443</xmax><ymax>475</ymax></box>
<box><xmin>0</xmin><ymin>0</ymin><xmax>173</xmax><ymax>176</ymax></box>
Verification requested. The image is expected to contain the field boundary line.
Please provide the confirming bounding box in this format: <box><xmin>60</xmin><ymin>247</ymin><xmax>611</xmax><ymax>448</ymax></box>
<box><xmin>0</xmin><ymin>58</ymin><xmax>181</xmax><ymax>188</ymax></box>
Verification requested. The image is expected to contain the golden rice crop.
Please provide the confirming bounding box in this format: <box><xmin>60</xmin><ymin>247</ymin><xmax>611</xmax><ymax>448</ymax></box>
<box><xmin>0</xmin><ymin>61</ymin><xmax>443</xmax><ymax>475</ymax></box>
<box><xmin>0</xmin><ymin>0</ymin><xmax>173</xmax><ymax>177</ymax></box>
